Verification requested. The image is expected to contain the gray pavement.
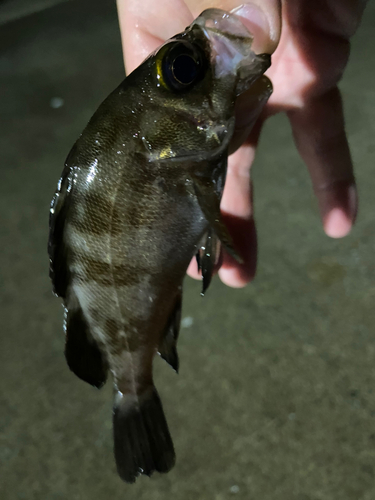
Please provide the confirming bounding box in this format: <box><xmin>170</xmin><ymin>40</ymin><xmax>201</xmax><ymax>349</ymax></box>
<box><xmin>1</xmin><ymin>1</ymin><xmax>375</xmax><ymax>499</ymax></box>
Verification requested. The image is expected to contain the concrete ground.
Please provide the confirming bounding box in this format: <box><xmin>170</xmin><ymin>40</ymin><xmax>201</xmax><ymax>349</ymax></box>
<box><xmin>1</xmin><ymin>1</ymin><xmax>375</xmax><ymax>499</ymax></box>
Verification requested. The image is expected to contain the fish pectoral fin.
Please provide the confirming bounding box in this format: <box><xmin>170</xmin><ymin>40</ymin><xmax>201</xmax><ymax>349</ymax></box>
<box><xmin>196</xmin><ymin>228</ymin><xmax>220</xmax><ymax>296</ymax></box>
<box><xmin>158</xmin><ymin>293</ymin><xmax>182</xmax><ymax>373</ymax></box>
<box><xmin>64</xmin><ymin>302</ymin><xmax>108</xmax><ymax>389</ymax></box>
<box><xmin>191</xmin><ymin>173</ymin><xmax>243</xmax><ymax>265</ymax></box>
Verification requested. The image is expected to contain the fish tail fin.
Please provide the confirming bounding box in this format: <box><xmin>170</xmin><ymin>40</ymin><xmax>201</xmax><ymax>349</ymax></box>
<box><xmin>113</xmin><ymin>386</ymin><xmax>175</xmax><ymax>483</ymax></box>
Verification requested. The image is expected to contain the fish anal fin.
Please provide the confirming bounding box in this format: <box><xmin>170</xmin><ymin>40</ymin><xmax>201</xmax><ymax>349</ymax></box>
<box><xmin>158</xmin><ymin>293</ymin><xmax>182</xmax><ymax>373</ymax></box>
<box><xmin>65</xmin><ymin>305</ymin><xmax>108</xmax><ymax>389</ymax></box>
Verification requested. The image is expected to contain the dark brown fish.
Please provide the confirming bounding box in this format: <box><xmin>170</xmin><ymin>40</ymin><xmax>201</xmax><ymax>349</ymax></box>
<box><xmin>48</xmin><ymin>8</ymin><xmax>272</xmax><ymax>483</ymax></box>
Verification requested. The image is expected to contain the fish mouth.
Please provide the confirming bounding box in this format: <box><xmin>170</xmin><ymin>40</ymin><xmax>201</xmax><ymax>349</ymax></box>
<box><xmin>192</xmin><ymin>8</ymin><xmax>271</xmax><ymax>95</ymax></box>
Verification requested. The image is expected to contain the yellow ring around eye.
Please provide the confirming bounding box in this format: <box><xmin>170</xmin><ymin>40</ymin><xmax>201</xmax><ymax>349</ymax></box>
<box><xmin>155</xmin><ymin>45</ymin><xmax>169</xmax><ymax>90</ymax></box>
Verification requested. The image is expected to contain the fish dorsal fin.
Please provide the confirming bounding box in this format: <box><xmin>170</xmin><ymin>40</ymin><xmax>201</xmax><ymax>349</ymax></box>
<box><xmin>48</xmin><ymin>149</ymin><xmax>77</xmax><ymax>299</ymax></box>
<box><xmin>158</xmin><ymin>293</ymin><xmax>182</xmax><ymax>373</ymax></box>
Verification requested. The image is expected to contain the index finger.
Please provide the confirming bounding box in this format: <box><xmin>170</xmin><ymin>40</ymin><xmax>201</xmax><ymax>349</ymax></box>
<box><xmin>117</xmin><ymin>0</ymin><xmax>193</xmax><ymax>73</ymax></box>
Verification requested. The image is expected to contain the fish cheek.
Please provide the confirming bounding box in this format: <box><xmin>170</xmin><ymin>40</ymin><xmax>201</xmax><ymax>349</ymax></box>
<box><xmin>141</xmin><ymin>113</ymin><xmax>210</xmax><ymax>160</ymax></box>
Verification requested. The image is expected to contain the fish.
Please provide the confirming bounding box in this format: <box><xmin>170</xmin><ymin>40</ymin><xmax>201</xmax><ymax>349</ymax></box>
<box><xmin>48</xmin><ymin>8</ymin><xmax>272</xmax><ymax>483</ymax></box>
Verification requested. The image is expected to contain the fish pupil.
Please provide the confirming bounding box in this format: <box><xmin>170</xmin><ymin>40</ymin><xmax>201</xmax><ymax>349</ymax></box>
<box><xmin>160</xmin><ymin>41</ymin><xmax>206</xmax><ymax>91</ymax></box>
<box><xmin>171</xmin><ymin>54</ymin><xmax>198</xmax><ymax>86</ymax></box>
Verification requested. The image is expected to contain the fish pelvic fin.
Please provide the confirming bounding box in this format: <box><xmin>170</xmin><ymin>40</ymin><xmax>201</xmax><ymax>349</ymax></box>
<box><xmin>64</xmin><ymin>303</ymin><xmax>108</xmax><ymax>389</ymax></box>
<box><xmin>197</xmin><ymin>227</ymin><xmax>220</xmax><ymax>296</ymax></box>
<box><xmin>158</xmin><ymin>293</ymin><xmax>182</xmax><ymax>373</ymax></box>
<box><xmin>113</xmin><ymin>387</ymin><xmax>175</xmax><ymax>483</ymax></box>
<box><xmin>191</xmin><ymin>159</ymin><xmax>243</xmax><ymax>265</ymax></box>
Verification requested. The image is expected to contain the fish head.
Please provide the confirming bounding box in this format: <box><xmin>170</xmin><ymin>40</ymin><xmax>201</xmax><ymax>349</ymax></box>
<box><xmin>130</xmin><ymin>8</ymin><xmax>272</xmax><ymax>163</ymax></box>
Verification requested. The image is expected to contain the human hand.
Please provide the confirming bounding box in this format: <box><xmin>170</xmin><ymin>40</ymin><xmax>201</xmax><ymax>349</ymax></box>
<box><xmin>117</xmin><ymin>0</ymin><xmax>366</xmax><ymax>287</ymax></box>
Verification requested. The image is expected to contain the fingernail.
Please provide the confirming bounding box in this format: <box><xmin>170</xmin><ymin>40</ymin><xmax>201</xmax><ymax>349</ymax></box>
<box><xmin>231</xmin><ymin>3</ymin><xmax>271</xmax><ymax>53</ymax></box>
<box><xmin>218</xmin><ymin>267</ymin><xmax>248</xmax><ymax>288</ymax></box>
<box><xmin>325</xmin><ymin>208</ymin><xmax>352</xmax><ymax>238</ymax></box>
<box><xmin>323</xmin><ymin>184</ymin><xmax>357</xmax><ymax>238</ymax></box>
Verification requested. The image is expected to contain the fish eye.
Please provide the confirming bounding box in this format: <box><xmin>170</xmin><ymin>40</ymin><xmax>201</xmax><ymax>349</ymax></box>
<box><xmin>171</xmin><ymin>54</ymin><xmax>198</xmax><ymax>86</ymax></box>
<box><xmin>158</xmin><ymin>42</ymin><xmax>206</xmax><ymax>92</ymax></box>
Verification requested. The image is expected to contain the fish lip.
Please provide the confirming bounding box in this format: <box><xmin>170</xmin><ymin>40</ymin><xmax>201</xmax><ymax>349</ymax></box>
<box><xmin>253</xmin><ymin>53</ymin><xmax>271</xmax><ymax>71</ymax></box>
<box><xmin>193</xmin><ymin>8</ymin><xmax>254</xmax><ymax>41</ymax></box>
<box><xmin>192</xmin><ymin>8</ymin><xmax>271</xmax><ymax>89</ymax></box>
<box><xmin>236</xmin><ymin>52</ymin><xmax>271</xmax><ymax>95</ymax></box>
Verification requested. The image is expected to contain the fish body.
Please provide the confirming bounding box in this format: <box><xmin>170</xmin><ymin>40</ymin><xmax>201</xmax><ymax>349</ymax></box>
<box><xmin>49</xmin><ymin>9</ymin><xmax>272</xmax><ymax>483</ymax></box>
